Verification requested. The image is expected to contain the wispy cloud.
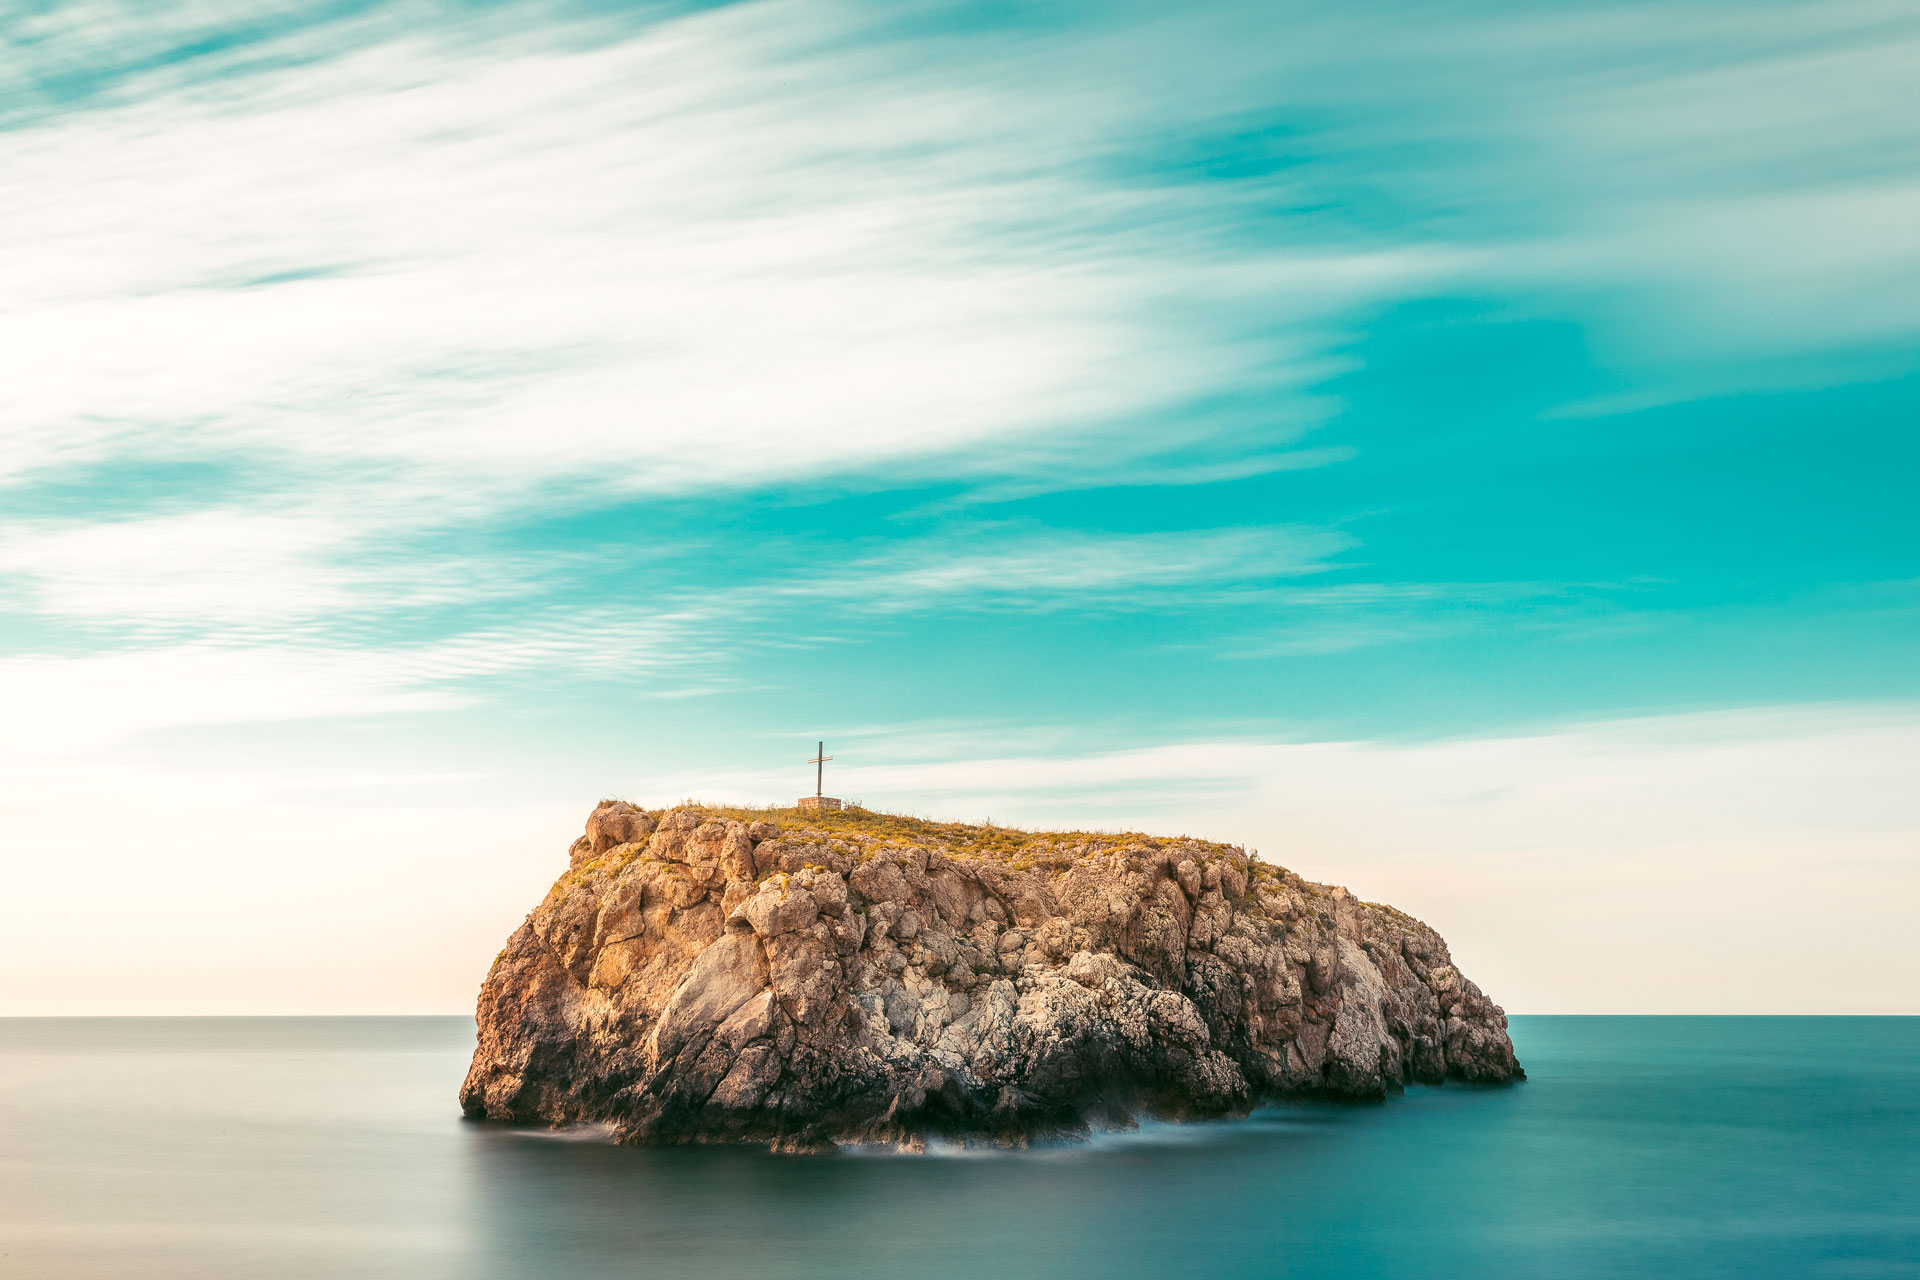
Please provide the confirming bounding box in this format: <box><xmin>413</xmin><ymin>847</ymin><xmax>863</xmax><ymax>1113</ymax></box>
<box><xmin>8</xmin><ymin>0</ymin><xmax>1914</xmax><ymax>506</ymax></box>
<box><xmin>7</xmin><ymin>0</ymin><xmax>1915</xmax><ymax>675</ymax></box>
<box><xmin>0</xmin><ymin>1</ymin><xmax>1402</xmax><ymax>506</ymax></box>
<box><xmin>769</xmin><ymin>526</ymin><xmax>1352</xmax><ymax>612</ymax></box>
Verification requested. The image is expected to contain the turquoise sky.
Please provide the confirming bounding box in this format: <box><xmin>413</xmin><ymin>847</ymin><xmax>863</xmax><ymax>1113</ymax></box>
<box><xmin>3</xmin><ymin>0</ymin><xmax>1916</xmax><ymax>1013</ymax></box>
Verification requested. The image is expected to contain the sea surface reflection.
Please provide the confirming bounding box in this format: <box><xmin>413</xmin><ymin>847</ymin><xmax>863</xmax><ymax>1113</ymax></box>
<box><xmin>2</xmin><ymin>1017</ymin><xmax>1915</xmax><ymax>1278</ymax></box>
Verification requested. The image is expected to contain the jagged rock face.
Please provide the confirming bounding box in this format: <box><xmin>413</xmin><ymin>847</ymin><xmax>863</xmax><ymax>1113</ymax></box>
<box><xmin>461</xmin><ymin>803</ymin><xmax>1522</xmax><ymax>1148</ymax></box>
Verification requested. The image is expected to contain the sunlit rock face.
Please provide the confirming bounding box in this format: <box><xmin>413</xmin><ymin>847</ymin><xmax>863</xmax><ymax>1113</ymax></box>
<box><xmin>461</xmin><ymin>802</ymin><xmax>1521</xmax><ymax>1149</ymax></box>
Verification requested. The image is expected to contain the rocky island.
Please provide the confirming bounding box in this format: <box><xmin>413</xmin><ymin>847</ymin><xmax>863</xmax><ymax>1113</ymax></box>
<box><xmin>462</xmin><ymin>802</ymin><xmax>1521</xmax><ymax>1149</ymax></box>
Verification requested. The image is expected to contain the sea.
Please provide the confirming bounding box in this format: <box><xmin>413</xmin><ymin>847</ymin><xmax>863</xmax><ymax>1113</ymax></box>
<box><xmin>1</xmin><ymin>1016</ymin><xmax>1914</xmax><ymax>1279</ymax></box>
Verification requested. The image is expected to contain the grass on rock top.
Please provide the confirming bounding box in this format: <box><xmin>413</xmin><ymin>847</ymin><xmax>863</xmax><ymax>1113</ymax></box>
<box><xmin>637</xmin><ymin>802</ymin><xmax>1249</xmax><ymax>868</ymax></box>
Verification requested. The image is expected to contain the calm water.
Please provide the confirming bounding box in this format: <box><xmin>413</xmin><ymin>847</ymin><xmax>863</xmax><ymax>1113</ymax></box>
<box><xmin>1</xmin><ymin>1017</ymin><xmax>1914</xmax><ymax>1278</ymax></box>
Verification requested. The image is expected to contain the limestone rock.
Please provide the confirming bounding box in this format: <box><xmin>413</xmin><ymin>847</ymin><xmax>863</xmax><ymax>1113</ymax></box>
<box><xmin>461</xmin><ymin>804</ymin><xmax>1522</xmax><ymax>1148</ymax></box>
<box><xmin>583</xmin><ymin>800</ymin><xmax>654</xmax><ymax>859</ymax></box>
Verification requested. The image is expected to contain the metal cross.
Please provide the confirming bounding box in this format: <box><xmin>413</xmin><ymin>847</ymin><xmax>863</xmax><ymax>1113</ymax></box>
<box><xmin>807</xmin><ymin>741</ymin><xmax>833</xmax><ymax>798</ymax></box>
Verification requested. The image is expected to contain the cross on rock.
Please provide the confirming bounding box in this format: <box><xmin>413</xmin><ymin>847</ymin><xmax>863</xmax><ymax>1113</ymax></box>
<box><xmin>799</xmin><ymin>741</ymin><xmax>842</xmax><ymax>812</ymax></box>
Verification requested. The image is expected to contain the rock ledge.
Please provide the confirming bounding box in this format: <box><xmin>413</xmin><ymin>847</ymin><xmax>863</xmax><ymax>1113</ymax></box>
<box><xmin>461</xmin><ymin>802</ymin><xmax>1521</xmax><ymax>1148</ymax></box>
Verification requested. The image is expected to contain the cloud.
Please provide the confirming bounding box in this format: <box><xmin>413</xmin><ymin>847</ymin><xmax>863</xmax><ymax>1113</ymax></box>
<box><xmin>0</xmin><ymin>644</ymin><xmax>455</xmax><ymax>766</ymax></box>
<box><xmin>6</xmin><ymin>0</ymin><xmax>1914</xmax><ymax>517</ymax></box>
<box><xmin>771</xmin><ymin>526</ymin><xmax>1353</xmax><ymax>612</ymax></box>
<box><xmin>6</xmin><ymin>0</ymin><xmax>1913</xmax><ymax>669</ymax></box>
<box><xmin>0</xmin><ymin>510</ymin><xmax>362</xmax><ymax>636</ymax></box>
<box><xmin>0</xmin><ymin>599</ymin><xmax>749</xmax><ymax>767</ymax></box>
<box><xmin>0</xmin><ymin>509</ymin><xmax>1353</xmax><ymax>762</ymax></box>
<box><xmin>0</xmin><ymin>0</ymin><xmax>1418</xmax><ymax>511</ymax></box>
<box><xmin>1414</xmin><ymin>2</ymin><xmax>1920</xmax><ymax>374</ymax></box>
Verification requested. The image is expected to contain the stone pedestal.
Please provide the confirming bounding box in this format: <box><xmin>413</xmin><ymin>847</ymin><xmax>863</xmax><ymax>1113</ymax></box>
<box><xmin>796</xmin><ymin>796</ymin><xmax>842</xmax><ymax>812</ymax></box>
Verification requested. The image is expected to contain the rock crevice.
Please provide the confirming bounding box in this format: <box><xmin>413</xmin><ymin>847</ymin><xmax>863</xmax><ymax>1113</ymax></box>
<box><xmin>461</xmin><ymin>802</ymin><xmax>1522</xmax><ymax>1148</ymax></box>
